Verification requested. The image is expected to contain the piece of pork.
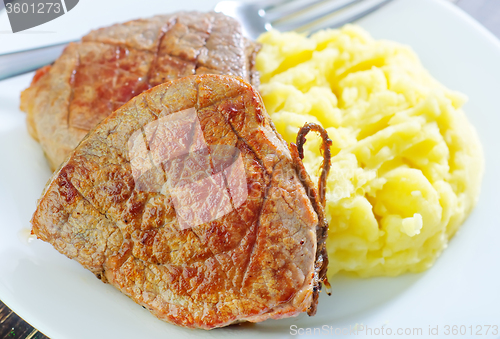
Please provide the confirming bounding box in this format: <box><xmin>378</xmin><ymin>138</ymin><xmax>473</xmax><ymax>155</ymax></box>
<box><xmin>20</xmin><ymin>11</ymin><xmax>260</xmax><ymax>171</ymax></box>
<box><xmin>31</xmin><ymin>74</ymin><xmax>328</xmax><ymax>329</ymax></box>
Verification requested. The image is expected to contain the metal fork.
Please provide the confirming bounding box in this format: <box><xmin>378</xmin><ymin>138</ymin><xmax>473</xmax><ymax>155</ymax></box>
<box><xmin>215</xmin><ymin>0</ymin><xmax>393</xmax><ymax>40</ymax></box>
<box><xmin>0</xmin><ymin>0</ymin><xmax>393</xmax><ymax>80</ymax></box>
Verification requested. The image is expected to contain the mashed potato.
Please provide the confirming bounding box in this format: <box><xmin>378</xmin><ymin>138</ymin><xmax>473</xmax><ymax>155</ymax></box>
<box><xmin>256</xmin><ymin>26</ymin><xmax>484</xmax><ymax>277</ymax></box>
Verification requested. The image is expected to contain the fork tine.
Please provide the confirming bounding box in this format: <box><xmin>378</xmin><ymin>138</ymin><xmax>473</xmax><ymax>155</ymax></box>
<box><xmin>265</xmin><ymin>0</ymin><xmax>329</xmax><ymax>23</ymax></box>
<box><xmin>271</xmin><ymin>0</ymin><xmax>362</xmax><ymax>32</ymax></box>
<box><xmin>300</xmin><ymin>0</ymin><xmax>394</xmax><ymax>33</ymax></box>
<box><xmin>254</xmin><ymin>0</ymin><xmax>294</xmax><ymax>11</ymax></box>
<box><xmin>259</xmin><ymin>0</ymin><xmax>294</xmax><ymax>10</ymax></box>
<box><xmin>273</xmin><ymin>0</ymin><xmax>391</xmax><ymax>34</ymax></box>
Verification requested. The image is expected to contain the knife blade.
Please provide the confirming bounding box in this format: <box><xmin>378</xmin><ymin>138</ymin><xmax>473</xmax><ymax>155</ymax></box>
<box><xmin>0</xmin><ymin>41</ymin><xmax>72</xmax><ymax>81</ymax></box>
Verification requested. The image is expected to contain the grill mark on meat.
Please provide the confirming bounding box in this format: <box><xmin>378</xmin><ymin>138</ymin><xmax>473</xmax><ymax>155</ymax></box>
<box><xmin>67</xmin><ymin>42</ymin><xmax>155</xmax><ymax>131</ymax></box>
<box><xmin>229</xmin><ymin>222</ymin><xmax>258</xmax><ymax>288</ymax></box>
<box><xmin>148</xmin><ymin>13</ymin><xmax>212</xmax><ymax>86</ymax></box>
<box><xmin>193</xmin><ymin>14</ymin><xmax>214</xmax><ymax>74</ymax></box>
<box><xmin>201</xmin><ymin>99</ymin><xmax>278</xmax><ymax>289</ymax></box>
<box><xmin>145</xmin><ymin>19</ymin><xmax>175</xmax><ymax>85</ymax></box>
<box><xmin>277</xmin><ymin>170</ymin><xmax>316</xmax><ymax>229</ymax></box>
<box><xmin>221</xmin><ymin>104</ymin><xmax>266</xmax><ymax>173</ymax></box>
<box><xmin>140</xmin><ymin>124</ymin><xmax>169</xmax><ymax>191</ymax></box>
<box><xmin>81</xmin><ymin>143</ymin><xmax>127</xmax><ymax>166</ymax></box>
<box><xmin>67</xmin><ymin>55</ymin><xmax>79</xmax><ymax>129</ymax></box>
<box><xmin>187</xmin><ymin>226</ymin><xmax>232</xmax><ymax>295</ymax></box>
<box><xmin>240</xmin><ymin>158</ymin><xmax>277</xmax><ymax>288</ymax></box>
<box><xmin>171</xmin><ymin>136</ymin><xmax>264</xmax><ymax>287</ymax></box>
<box><xmin>196</xmin><ymin>94</ymin><xmax>277</xmax><ymax>292</ymax></box>
<box><xmin>162</xmin><ymin>81</ymin><xmax>233</xmax><ymax>292</ymax></box>
<box><xmin>168</xmin><ymin>14</ymin><xmax>212</xmax><ymax>72</ymax></box>
<box><xmin>124</xmin><ymin>83</ymin><xmax>244</xmax><ymax>273</ymax></box>
<box><xmin>108</xmin><ymin>193</ymin><xmax>167</xmax><ymax>269</ymax></box>
<box><xmin>40</xmin><ymin>160</ymin><xmax>123</xmax><ymax>275</ymax></box>
<box><xmin>196</xmin><ymin>92</ymin><xmax>244</xmax><ymax>114</ymax></box>
<box><xmin>193</xmin><ymin>81</ymin><xmax>240</xmax><ymax>219</ymax></box>
<box><xmin>155</xmin><ymin>211</ymin><xmax>257</xmax><ymax>277</ymax></box>
<box><xmin>67</xmin><ymin>156</ymin><xmax>136</xmax><ymax>233</ymax></box>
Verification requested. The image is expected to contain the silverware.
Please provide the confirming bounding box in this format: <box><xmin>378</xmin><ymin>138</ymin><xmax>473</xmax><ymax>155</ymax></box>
<box><xmin>0</xmin><ymin>41</ymin><xmax>73</xmax><ymax>81</ymax></box>
<box><xmin>215</xmin><ymin>0</ymin><xmax>393</xmax><ymax>40</ymax></box>
<box><xmin>0</xmin><ymin>0</ymin><xmax>393</xmax><ymax>81</ymax></box>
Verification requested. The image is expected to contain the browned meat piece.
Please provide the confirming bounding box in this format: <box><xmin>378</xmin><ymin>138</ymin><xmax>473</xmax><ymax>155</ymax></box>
<box><xmin>31</xmin><ymin>74</ymin><xmax>328</xmax><ymax>329</ymax></box>
<box><xmin>20</xmin><ymin>11</ymin><xmax>260</xmax><ymax>171</ymax></box>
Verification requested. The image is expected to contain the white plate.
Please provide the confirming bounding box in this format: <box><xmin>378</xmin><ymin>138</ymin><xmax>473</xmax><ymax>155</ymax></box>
<box><xmin>1</xmin><ymin>0</ymin><xmax>499</xmax><ymax>338</ymax></box>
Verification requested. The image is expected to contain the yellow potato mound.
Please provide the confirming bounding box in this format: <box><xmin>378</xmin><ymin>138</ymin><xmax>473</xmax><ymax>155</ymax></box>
<box><xmin>256</xmin><ymin>26</ymin><xmax>484</xmax><ymax>277</ymax></box>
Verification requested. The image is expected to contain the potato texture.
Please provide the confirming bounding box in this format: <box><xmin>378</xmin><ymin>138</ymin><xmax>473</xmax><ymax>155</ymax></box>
<box><xmin>256</xmin><ymin>26</ymin><xmax>483</xmax><ymax>277</ymax></box>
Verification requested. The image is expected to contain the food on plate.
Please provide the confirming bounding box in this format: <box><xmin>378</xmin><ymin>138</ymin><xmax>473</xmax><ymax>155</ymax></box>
<box><xmin>256</xmin><ymin>26</ymin><xmax>484</xmax><ymax>277</ymax></box>
<box><xmin>31</xmin><ymin>74</ymin><xmax>331</xmax><ymax>329</ymax></box>
<box><xmin>20</xmin><ymin>11</ymin><xmax>260</xmax><ymax>171</ymax></box>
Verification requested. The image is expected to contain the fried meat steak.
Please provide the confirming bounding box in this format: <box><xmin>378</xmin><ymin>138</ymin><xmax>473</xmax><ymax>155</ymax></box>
<box><xmin>20</xmin><ymin>11</ymin><xmax>260</xmax><ymax>170</ymax></box>
<box><xmin>31</xmin><ymin>75</ymin><xmax>328</xmax><ymax>329</ymax></box>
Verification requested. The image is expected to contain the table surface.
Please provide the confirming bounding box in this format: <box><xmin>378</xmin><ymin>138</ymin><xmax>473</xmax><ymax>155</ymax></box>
<box><xmin>1</xmin><ymin>0</ymin><xmax>499</xmax><ymax>338</ymax></box>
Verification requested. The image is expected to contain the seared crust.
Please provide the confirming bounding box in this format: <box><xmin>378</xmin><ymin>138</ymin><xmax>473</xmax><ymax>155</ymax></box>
<box><xmin>31</xmin><ymin>75</ymin><xmax>324</xmax><ymax>329</ymax></box>
<box><xmin>20</xmin><ymin>12</ymin><xmax>260</xmax><ymax>171</ymax></box>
